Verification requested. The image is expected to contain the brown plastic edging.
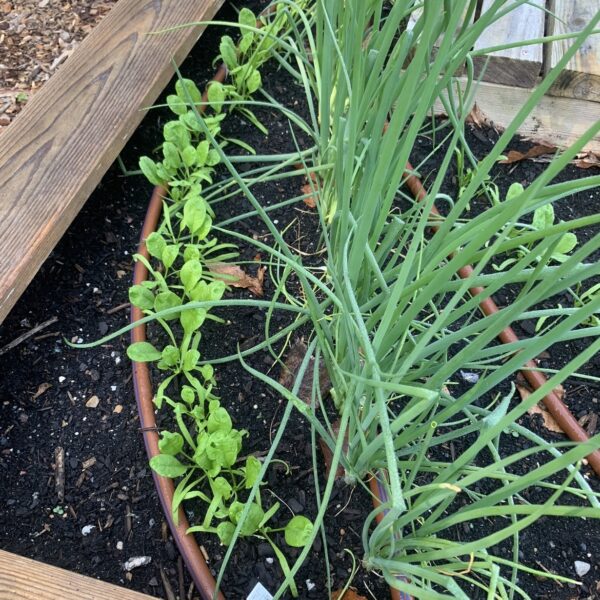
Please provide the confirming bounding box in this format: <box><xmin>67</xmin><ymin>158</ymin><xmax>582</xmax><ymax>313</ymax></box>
<box><xmin>403</xmin><ymin>161</ymin><xmax>600</xmax><ymax>476</ymax></box>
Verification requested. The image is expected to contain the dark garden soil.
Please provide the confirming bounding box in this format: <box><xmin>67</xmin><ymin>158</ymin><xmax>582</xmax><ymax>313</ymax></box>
<box><xmin>1</xmin><ymin>2</ymin><xmax>600</xmax><ymax>598</ymax></box>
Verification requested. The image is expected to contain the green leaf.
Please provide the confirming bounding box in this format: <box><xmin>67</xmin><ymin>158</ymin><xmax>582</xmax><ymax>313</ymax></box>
<box><xmin>154</xmin><ymin>290</ymin><xmax>182</xmax><ymax>318</ymax></box>
<box><xmin>196</xmin><ymin>214</ymin><xmax>212</xmax><ymax>241</ymax></box>
<box><xmin>189</xmin><ymin>280</ymin><xmax>210</xmax><ymax>302</ymax></box>
<box><xmin>207</xmin><ymin>81</ymin><xmax>226</xmax><ymax>113</ymax></box>
<box><xmin>162</xmin><ymin>141</ymin><xmax>181</xmax><ymax>170</ymax></box>
<box><xmin>209</xmin><ymin>280</ymin><xmax>226</xmax><ymax>301</ymax></box>
<box><xmin>167</xmin><ymin>94</ymin><xmax>187</xmax><ymax>115</ymax></box>
<box><xmin>182</xmin><ymin>196</ymin><xmax>207</xmax><ymax>236</ymax></box>
<box><xmin>183</xmin><ymin>349</ymin><xmax>201</xmax><ymax>371</ymax></box>
<box><xmin>555</xmin><ymin>232</ymin><xmax>577</xmax><ymax>254</ymax></box>
<box><xmin>181</xmin><ymin>385</ymin><xmax>195</xmax><ymax>405</ymax></box>
<box><xmin>128</xmin><ymin>284</ymin><xmax>154</xmax><ymax>310</ymax></box>
<box><xmin>127</xmin><ymin>342</ymin><xmax>162</xmax><ymax>362</ymax></box>
<box><xmin>206</xmin><ymin>149</ymin><xmax>221</xmax><ymax>167</ymax></box>
<box><xmin>216</xmin><ymin>521</ymin><xmax>235</xmax><ymax>545</ymax></box>
<box><xmin>532</xmin><ymin>204</ymin><xmax>554</xmax><ymax>231</ymax></box>
<box><xmin>207</xmin><ymin>407</ymin><xmax>232</xmax><ymax>434</ymax></box>
<box><xmin>244</xmin><ymin>455</ymin><xmax>261</xmax><ymax>489</ymax></box>
<box><xmin>162</xmin><ymin>244</ymin><xmax>180</xmax><ymax>269</ymax></box>
<box><xmin>175</xmin><ymin>78</ymin><xmax>202</xmax><ymax>104</ymax></box>
<box><xmin>200</xmin><ymin>364</ymin><xmax>214</xmax><ymax>380</ymax></box>
<box><xmin>284</xmin><ymin>515</ymin><xmax>313</xmax><ymax>547</ymax></box>
<box><xmin>180</xmin><ymin>259</ymin><xmax>203</xmax><ymax>293</ymax></box>
<box><xmin>150</xmin><ymin>454</ymin><xmax>188</xmax><ymax>478</ymax></box>
<box><xmin>180</xmin><ymin>307</ymin><xmax>206</xmax><ymax>334</ymax></box>
<box><xmin>239</xmin><ymin>32</ymin><xmax>254</xmax><ymax>54</ymax></box>
<box><xmin>238</xmin><ymin>7</ymin><xmax>256</xmax><ymax>29</ymax></box>
<box><xmin>158</xmin><ymin>431</ymin><xmax>184</xmax><ymax>455</ymax></box>
<box><xmin>164</xmin><ymin>121</ymin><xmax>191</xmax><ymax>148</ymax></box>
<box><xmin>206</xmin><ymin>431</ymin><xmax>238</xmax><ymax>467</ymax></box>
<box><xmin>161</xmin><ymin>345</ymin><xmax>180</xmax><ymax>367</ymax></box>
<box><xmin>211</xmin><ymin>476</ymin><xmax>233</xmax><ymax>500</ymax></box>
<box><xmin>219</xmin><ymin>35</ymin><xmax>238</xmax><ymax>70</ymax></box>
<box><xmin>181</xmin><ymin>145</ymin><xmax>197</xmax><ymax>168</ymax></box>
<box><xmin>146</xmin><ymin>232</ymin><xmax>167</xmax><ymax>259</ymax></box>
<box><xmin>245</xmin><ymin>68</ymin><xmax>261</xmax><ymax>94</ymax></box>
<box><xmin>229</xmin><ymin>501</ymin><xmax>264</xmax><ymax>536</ymax></box>
<box><xmin>184</xmin><ymin>245</ymin><xmax>201</xmax><ymax>262</ymax></box>
<box><xmin>139</xmin><ymin>156</ymin><xmax>162</xmax><ymax>185</ymax></box>
<box><xmin>505</xmin><ymin>182</ymin><xmax>524</xmax><ymax>202</ymax></box>
<box><xmin>196</xmin><ymin>141</ymin><xmax>210</xmax><ymax>166</ymax></box>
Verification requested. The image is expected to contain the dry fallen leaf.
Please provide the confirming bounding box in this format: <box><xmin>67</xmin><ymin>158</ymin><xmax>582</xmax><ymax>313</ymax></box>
<box><xmin>32</xmin><ymin>382</ymin><xmax>51</xmax><ymax>400</ymax></box>
<box><xmin>332</xmin><ymin>590</ymin><xmax>368</xmax><ymax>600</ymax></box>
<box><xmin>574</xmin><ymin>151</ymin><xmax>600</xmax><ymax>169</ymax></box>
<box><xmin>466</xmin><ymin>103</ymin><xmax>488</xmax><ymax>128</ymax></box>
<box><xmin>500</xmin><ymin>144</ymin><xmax>556</xmax><ymax>165</ymax></box>
<box><xmin>85</xmin><ymin>395</ymin><xmax>100</xmax><ymax>409</ymax></box>
<box><xmin>301</xmin><ymin>171</ymin><xmax>319</xmax><ymax>208</ymax></box>
<box><xmin>207</xmin><ymin>263</ymin><xmax>265</xmax><ymax>297</ymax></box>
<box><xmin>517</xmin><ymin>385</ymin><xmax>563</xmax><ymax>433</ymax></box>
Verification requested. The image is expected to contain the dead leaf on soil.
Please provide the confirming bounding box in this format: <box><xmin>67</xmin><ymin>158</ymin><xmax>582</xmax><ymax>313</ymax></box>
<box><xmin>207</xmin><ymin>263</ymin><xmax>265</xmax><ymax>297</ymax></box>
<box><xmin>465</xmin><ymin>103</ymin><xmax>488</xmax><ymax>128</ymax></box>
<box><xmin>332</xmin><ymin>590</ymin><xmax>368</xmax><ymax>600</ymax></box>
<box><xmin>517</xmin><ymin>385</ymin><xmax>564</xmax><ymax>433</ymax></box>
<box><xmin>32</xmin><ymin>382</ymin><xmax>51</xmax><ymax>400</ymax></box>
<box><xmin>500</xmin><ymin>144</ymin><xmax>556</xmax><ymax>165</ymax></box>
<box><xmin>301</xmin><ymin>171</ymin><xmax>319</xmax><ymax>208</ymax></box>
<box><xmin>574</xmin><ymin>151</ymin><xmax>600</xmax><ymax>169</ymax></box>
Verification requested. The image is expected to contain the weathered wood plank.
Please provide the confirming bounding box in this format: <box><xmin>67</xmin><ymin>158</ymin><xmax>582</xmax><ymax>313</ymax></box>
<box><xmin>546</xmin><ymin>0</ymin><xmax>600</xmax><ymax>102</ymax></box>
<box><xmin>0</xmin><ymin>0</ymin><xmax>224</xmax><ymax>324</ymax></box>
<box><xmin>0</xmin><ymin>549</ymin><xmax>156</xmax><ymax>600</ymax></box>
<box><xmin>434</xmin><ymin>78</ymin><xmax>600</xmax><ymax>152</ymax></box>
<box><xmin>473</xmin><ymin>0</ymin><xmax>545</xmax><ymax>88</ymax></box>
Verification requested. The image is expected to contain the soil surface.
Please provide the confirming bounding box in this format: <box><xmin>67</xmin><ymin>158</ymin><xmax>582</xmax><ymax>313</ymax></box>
<box><xmin>0</xmin><ymin>0</ymin><xmax>117</xmax><ymax>127</ymax></box>
<box><xmin>1</xmin><ymin>1</ymin><xmax>600</xmax><ymax>599</ymax></box>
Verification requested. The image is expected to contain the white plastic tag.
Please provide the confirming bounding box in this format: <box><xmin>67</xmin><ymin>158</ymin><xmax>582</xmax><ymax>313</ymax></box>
<box><xmin>247</xmin><ymin>582</ymin><xmax>274</xmax><ymax>600</ymax></box>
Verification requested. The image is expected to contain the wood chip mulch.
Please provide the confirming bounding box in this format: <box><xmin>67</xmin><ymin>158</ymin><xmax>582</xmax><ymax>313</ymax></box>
<box><xmin>0</xmin><ymin>0</ymin><xmax>117</xmax><ymax>128</ymax></box>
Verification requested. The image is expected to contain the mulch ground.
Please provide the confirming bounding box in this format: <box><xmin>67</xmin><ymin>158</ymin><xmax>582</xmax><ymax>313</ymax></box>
<box><xmin>0</xmin><ymin>0</ymin><xmax>117</xmax><ymax>127</ymax></box>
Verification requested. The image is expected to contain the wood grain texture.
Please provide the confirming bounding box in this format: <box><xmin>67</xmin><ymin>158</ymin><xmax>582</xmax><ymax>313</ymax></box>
<box><xmin>434</xmin><ymin>78</ymin><xmax>600</xmax><ymax>152</ymax></box>
<box><xmin>473</xmin><ymin>0</ymin><xmax>545</xmax><ymax>88</ymax></box>
<box><xmin>547</xmin><ymin>0</ymin><xmax>600</xmax><ymax>102</ymax></box>
<box><xmin>0</xmin><ymin>0</ymin><xmax>224</xmax><ymax>324</ymax></box>
<box><xmin>0</xmin><ymin>549</ymin><xmax>156</xmax><ymax>600</ymax></box>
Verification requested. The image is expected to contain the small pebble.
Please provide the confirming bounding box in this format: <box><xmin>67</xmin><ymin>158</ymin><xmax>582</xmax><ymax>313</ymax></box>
<box><xmin>116</xmin><ymin>540</ymin><xmax>123</xmax><ymax>550</ymax></box>
<box><xmin>123</xmin><ymin>556</ymin><xmax>152</xmax><ymax>571</ymax></box>
<box><xmin>81</xmin><ymin>525</ymin><xmax>95</xmax><ymax>536</ymax></box>
<box><xmin>305</xmin><ymin>579</ymin><xmax>315</xmax><ymax>592</ymax></box>
<box><xmin>575</xmin><ymin>561</ymin><xmax>591</xmax><ymax>577</ymax></box>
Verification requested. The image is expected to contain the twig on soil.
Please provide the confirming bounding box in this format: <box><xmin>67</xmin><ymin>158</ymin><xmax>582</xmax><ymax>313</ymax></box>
<box><xmin>54</xmin><ymin>446</ymin><xmax>65</xmax><ymax>502</ymax></box>
<box><xmin>159</xmin><ymin>565</ymin><xmax>177</xmax><ymax>600</ymax></box>
<box><xmin>106</xmin><ymin>302</ymin><xmax>130</xmax><ymax>315</ymax></box>
<box><xmin>535</xmin><ymin>561</ymin><xmax>563</xmax><ymax>587</ymax></box>
<box><xmin>0</xmin><ymin>316</ymin><xmax>58</xmax><ymax>356</ymax></box>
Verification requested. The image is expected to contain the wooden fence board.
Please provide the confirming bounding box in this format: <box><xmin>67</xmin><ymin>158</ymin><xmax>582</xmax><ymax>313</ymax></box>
<box><xmin>0</xmin><ymin>0</ymin><xmax>223</xmax><ymax>324</ymax></box>
<box><xmin>547</xmin><ymin>0</ymin><xmax>600</xmax><ymax>102</ymax></box>
<box><xmin>0</xmin><ymin>549</ymin><xmax>157</xmax><ymax>600</ymax></box>
<box><xmin>435</xmin><ymin>78</ymin><xmax>600</xmax><ymax>152</ymax></box>
<box><xmin>473</xmin><ymin>0</ymin><xmax>545</xmax><ymax>88</ymax></box>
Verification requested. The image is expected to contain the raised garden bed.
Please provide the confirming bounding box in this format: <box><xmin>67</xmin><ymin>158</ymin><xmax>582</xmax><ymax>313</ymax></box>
<box><xmin>2</xmin><ymin>1</ymin><xmax>600</xmax><ymax>599</ymax></box>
